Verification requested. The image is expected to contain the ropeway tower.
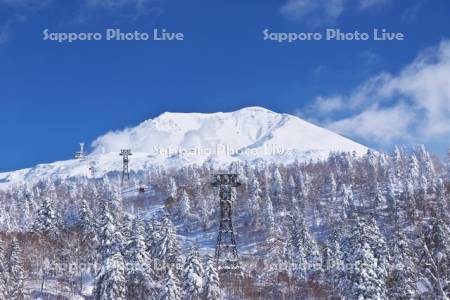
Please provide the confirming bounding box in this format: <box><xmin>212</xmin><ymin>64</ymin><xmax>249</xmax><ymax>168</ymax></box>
<box><xmin>211</xmin><ymin>173</ymin><xmax>242</xmax><ymax>275</ymax></box>
<box><xmin>75</xmin><ymin>143</ymin><xmax>85</xmax><ymax>159</ymax></box>
<box><xmin>120</xmin><ymin>149</ymin><xmax>132</xmax><ymax>182</ymax></box>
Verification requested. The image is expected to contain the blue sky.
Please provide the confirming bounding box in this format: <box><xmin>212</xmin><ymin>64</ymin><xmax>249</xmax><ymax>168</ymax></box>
<box><xmin>0</xmin><ymin>0</ymin><xmax>449</xmax><ymax>171</ymax></box>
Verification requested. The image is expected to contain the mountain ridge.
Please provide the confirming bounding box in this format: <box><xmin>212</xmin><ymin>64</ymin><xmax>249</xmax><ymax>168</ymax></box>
<box><xmin>0</xmin><ymin>107</ymin><xmax>369</xmax><ymax>188</ymax></box>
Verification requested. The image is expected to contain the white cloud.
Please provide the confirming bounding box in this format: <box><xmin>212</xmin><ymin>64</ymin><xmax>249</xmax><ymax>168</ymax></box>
<box><xmin>307</xmin><ymin>40</ymin><xmax>450</xmax><ymax>148</ymax></box>
<box><xmin>0</xmin><ymin>14</ymin><xmax>26</xmax><ymax>44</ymax></box>
<box><xmin>358</xmin><ymin>0</ymin><xmax>389</xmax><ymax>10</ymax></box>
<box><xmin>280</xmin><ymin>0</ymin><xmax>345</xmax><ymax>25</ymax></box>
<box><xmin>84</xmin><ymin>0</ymin><xmax>162</xmax><ymax>17</ymax></box>
<box><xmin>280</xmin><ymin>0</ymin><xmax>389</xmax><ymax>25</ymax></box>
<box><xmin>0</xmin><ymin>0</ymin><xmax>47</xmax><ymax>44</ymax></box>
<box><xmin>401</xmin><ymin>1</ymin><xmax>424</xmax><ymax>23</ymax></box>
<box><xmin>328</xmin><ymin>104</ymin><xmax>416</xmax><ymax>144</ymax></box>
<box><xmin>314</xmin><ymin>96</ymin><xmax>344</xmax><ymax>115</ymax></box>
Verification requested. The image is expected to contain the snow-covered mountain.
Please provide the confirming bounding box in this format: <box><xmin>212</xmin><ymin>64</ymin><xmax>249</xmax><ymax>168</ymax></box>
<box><xmin>0</xmin><ymin>106</ymin><xmax>368</xmax><ymax>188</ymax></box>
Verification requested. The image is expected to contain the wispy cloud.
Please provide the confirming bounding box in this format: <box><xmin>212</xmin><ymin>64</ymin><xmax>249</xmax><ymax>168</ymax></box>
<box><xmin>0</xmin><ymin>0</ymin><xmax>49</xmax><ymax>44</ymax></box>
<box><xmin>280</xmin><ymin>0</ymin><xmax>389</xmax><ymax>26</ymax></box>
<box><xmin>0</xmin><ymin>15</ymin><xmax>26</xmax><ymax>44</ymax></box>
<box><xmin>401</xmin><ymin>1</ymin><xmax>424</xmax><ymax>24</ymax></box>
<box><xmin>304</xmin><ymin>40</ymin><xmax>450</xmax><ymax>149</ymax></box>
<box><xmin>79</xmin><ymin>0</ymin><xmax>163</xmax><ymax>21</ymax></box>
<box><xmin>0</xmin><ymin>0</ymin><xmax>164</xmax><ymax>43</ymax></box>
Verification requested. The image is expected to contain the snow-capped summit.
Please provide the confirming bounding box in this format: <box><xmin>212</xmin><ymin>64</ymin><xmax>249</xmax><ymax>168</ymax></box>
<box><xmin>0</xmin><ymin>107</ymin><xmax>368</xmax><ymax>187</ymax></box>
<box><xmin>91</xmin><ymin>106</ymin><xmax>367</xmax><ymax>159</ymax></box>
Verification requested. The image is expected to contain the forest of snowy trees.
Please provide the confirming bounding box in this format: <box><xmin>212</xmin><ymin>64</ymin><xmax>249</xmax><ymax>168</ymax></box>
<box><xmin>0</xmin><ymin>145</ymin><xmax>449</xmax><ymax>299</ymax></box>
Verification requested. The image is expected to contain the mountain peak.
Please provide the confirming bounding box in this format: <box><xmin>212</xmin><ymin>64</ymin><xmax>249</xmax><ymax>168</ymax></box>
<box><xmin>91</xmin><ymin>106</ymin><xmax>367</xmax><ymax>159</ymax></box>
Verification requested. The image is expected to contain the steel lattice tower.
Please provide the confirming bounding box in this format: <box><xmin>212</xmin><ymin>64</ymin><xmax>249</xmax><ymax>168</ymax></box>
<box><xmin>212</xmin><ymin>173</ymin><xmax>241</xmax><ymax>274</ymax></box>
<box><xmin>120</xmin><ymin>149</ymin><xmax>132</xmax><ymax>182</ymax></box>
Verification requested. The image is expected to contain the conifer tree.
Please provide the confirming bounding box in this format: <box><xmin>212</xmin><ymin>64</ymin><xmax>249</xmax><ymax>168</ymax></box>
<box><xmin>271</xmin><ymin>168</ymin><xmax>284</xmax><ymax>197</ymax></box>
<box><xmin>420</xmin><ymin>217</ymin><xmax>450</xmax><ymax>298</ymax></box>
<box><xmin>168</xmin><ymin>177</ymin><xmax>178</xmax><ymax>199</ymax></box>
<box><xmin>202</xmin><ymin>254</ymin><xmax>222</xmax><ymax>300</ymax></box>
<box><xmin>183</xmin><ymin>244</ymin><xmax>204</xmax><ymax>299</ymax></box>
<box><xmin>263</xmin><ymin>192</ymin><xmax>276</xmax><ymax>233</ymax></box>
<box><xmin>283</xmin><ymin>217</ymin><xmax>318</xmax><ymax>279</ymax></box>
<box><xmin>0</xmin><ymin>240</ymin><xmax>8</xmax><ymax>299</ymax></box>
<box><xmin>33</xmin><ymin>196</ymin><xmax>59</xmax><ymax>239</ymax></box>
<box><xmin>125</xmin><ymin>217</ymin><xmax>155</xmax><ymax>299</ymax></box>
<box><xmin>178</xmin><ymin>190</ymin><xmax>191</xmax><ymax>217</ymax></box>
<box><xmin>152</xmin><ymin>215</ymin><xmax>181</xmax><ymax>272</ymax></box>
<box><xmin>339</xmin><ymin>218</ymin><xmax>387</xmax><ymax>299</ymax></box>
<box><xmin>248</xmin><ymin>177</ymin><xmax>262</xmax><ymax>224</ymax></box>
<box><xmin>79</xmin><ymin>198</ymin><xmax>96</xmax><ymax>247</ymax></box>
<box><xmin>287</xmin><ymin>175</ymin><xmax>296</xmax><ymax>198</ymax></box>
<box><xmin>6</xmin><ymin>238</ymin><xmax>25</xmax><ymax>300</ymax></box>
<box><xmin>93</xmin><ymin>198</ymin><xmax>127</xmax><ymax>300</ymax></box>
<box><xmin>159</xmin><ymin>269</ymin><xmax>181</xmax><ymax>300</ymax></box>
<box><xmin>322</xmin><ymin>229</ymin><xmax>343</xmax><ymax>289</ymax></box>
<box><xmin>387</xmin><ymin>229</ymin><xmax>418</xmax><ymax>299</ymax></box>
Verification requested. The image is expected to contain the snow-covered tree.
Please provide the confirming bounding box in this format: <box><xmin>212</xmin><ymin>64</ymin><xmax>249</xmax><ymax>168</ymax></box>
<box><xmin>339</xmin><ymin>218</ymin><xmax>387</xmax><ymax>299</ymax></box>
<box><xmin>287</xmin><ymin>174</ymin><xmax>296</xmax><ymax>198</ymax></box>
<box><xmin>178</xmin><ymin>190</ymin><xmax>191</xmax><ymax>217</ymax></box>
<box><xmin>420</xmin><ymin>217</ymin><xmax>450</xmax><ymax>298</ymax></box>
<box><xmin>341</xmin><ymin>239</ymin><xmax>384</xmax><ymax>300</ymax></box>
<box><xmin>125</xmin><ymin>217</ymin><xmax>155</xmax><ymax>299</ymax></box>
<box><xmin>202</xmin><ymin>254</ymin><xmax>222</xmax><ymax>300</ymax></box>
<box><xmin>322</xmin><ymin>229</ymin><xmax>343</xmax><ymax>289</ymax></box>
<box><xmin>337</xmin><ymin>184</ymin><xmax>355</xmax><ymax>220</ymax></box>
<box><xmin>152</xmin><ymin>215</ymin><xmax>181</xmax><ymax>272</ymax></box>
<box><xmin>387</xmin><ymin>229</ymin><xmax>418</xmax><ymax>299</ymax></box>
<box><xmin>271</xmin><ymin>168</ymin><xmax>284</xmax><ymax>197</ymax></box>
<box><xmin>248</xmin><ymin>177</ymin><xmax>262</xmax><ymax>223</ymax></box>
<box><xmin>183</xmin><ymin>244</ymin><xmax>204</xmax><ymax>299</ymax></box>
<box><xmin>262</xmin><ymin>192</ymin><xmax>276</xmax><ymax>233</ymax></box>
<box><xmin>168</xmin><ymin>177</ymin><xmax>178</xmax><ymax>199</ymax></box>
<box><xmin>386</xmin><ymin>178</ymin><xmax>399</xmax><ymax>224</ymax></box>
<box><xmin>93</xmin><ymin>198</ymin><xmax>127</xmax><ymax>300</ymax></box>
<box><xmin>159</xmin><ymin>269</ymin><xmax>181</xmax><ymax>300</ymax></box>
<box><xmin>0</xmin><ymin>240</ymin><xmax>6</xmax><ymax>299</ymax></box>
<box><xmin>283</xmin><ymin>217</ymin><xmax>319</xmax><ymax>279</ymax></box>
<box><xmin>33</xmin><ymin>196</ymin><xmax>59</xmax><ymax>238</ymax></box>
<box><xmin>79</xmin><ymin>198</ymin><xmax>96</xmax><ymax>246</ymax></box>
<box><xmin>6</xmin><ymin>238</ymin><xmax>25</xmax><ymax>300</ymax></box>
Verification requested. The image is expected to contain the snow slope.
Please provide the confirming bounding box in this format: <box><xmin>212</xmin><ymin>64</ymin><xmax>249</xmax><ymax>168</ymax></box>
<box><xmin>0</xmin><ymin>107</ymin><xmax>368</xmax><ymax>188</ymax></box>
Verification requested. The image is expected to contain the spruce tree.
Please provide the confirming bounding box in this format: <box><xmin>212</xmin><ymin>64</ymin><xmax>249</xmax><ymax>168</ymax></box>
<box><xmin>182</xmin><ymin>244</ymin><xmax>204</xmax><ymax>299</ymax></box>
<box><xmin>283</xmin><ymin>217</ymin><xmax>318</xmax><ymax>279</ymax></box>
<box><xmin>271</xmin><ymin>168</ymin><xmax>284</xmax><ymax>197</ymax></box>
<box><xmin>202</xmin><ymin>254</ymin><xmax>222</xmax><ymax>300</ymax></box>
<box><xmin>152</xmin><ymin>215</ymin><xmax>181</xmax><ymax>272</ymax></box>
<box><xmin>6</xmin><ymin>238</ymin><xmax>25</xmax><ymax>300</ymax></box>
<box><xmin>420</xmin><ymin>217</ymin><xmax>450</xmax><ymax>298</ymax></box>
<box><xmin>339</xmin><ymin>218</ymin><xmax>387</xmax><ymax>299</ymax></box>
<box><xmin>178</xmin><ymin>190</ymin><xmax>191</xmax><ymax>217</ymax></box>
<box><xmin>33</xmin><ymin>196</ymin><xmax>59</xmax><ymax>239</ymax></box>
<box><xmin>168</xmin><ymin>177</ymin><xmax>178</xmax><ymax>199</ymax></box>
<box><xmin>248</xmin><ymin>177</ymin><xmax>262</xmax><ymax>224</ymax></box>
<box><xmin>263</xmin><ymin>192</ymin><xmax>276</xmax><ymax>233</ymax></box>
<box><xmin>93</xmin><ymin>198</ymin><xmax>127</xmax><ymax>300</ymax></box>
<box><xmin>387</xmin><ymin>229</ymin><xmax>418</xmax><ymax>299</ymax></box>
<box><xmin>322</xmin><ymin>229</ymin><xmax>343</xmax><ymax>289</ymax></box>
<box><xmin>0</xmin><ymin>240</ymin><xmax>6</xmax><ymax>299</ymax></box>
<box><xmin>125</xmin><ymin>217</ymin><xmax>155</xmax><ymax>299</ymax></box>
<box><xmin>79</xmin><ymin>198</ymin><xmax>96</xmax><ymax>245</ymax></box>
<box><xmin>159</xmin><ymin>269</ymin><xmax>181</xmax><ymax>300</ymax></box>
